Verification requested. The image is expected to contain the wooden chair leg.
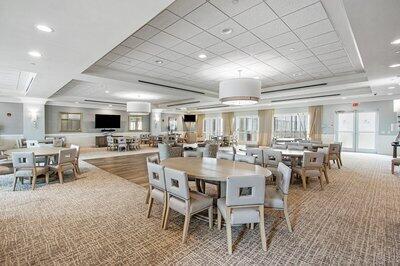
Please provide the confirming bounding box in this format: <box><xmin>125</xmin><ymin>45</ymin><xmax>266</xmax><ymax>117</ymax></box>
<box><xmin>328</xmin><ymin>160</ymin><xmax>331</xmax><ymax>169</ymax></box>
<box><xmin>217</xmin><ymin>209</ymin><xmax>222</xmax><ymax>230</ymax></box>
<box><xmin>339</xmin><ymin>156</ymin><xmax>343</xmax><ymax>166</ymax></box>
<box><xmin>301</xmin><ymin>174</ymin><xmax>307</xmax><ymax>190</ymax></box>
<box><xmin>58</xmin><ymin>169</ymin><xmax>64</xmax><ymax>184</ymax></box>
<box><xmin>392</xmin><ymin>162</ymin><xmax>395</xmax><ymax>174</ymax></box>
<box><xmin>163</xmin><ymin>198</ymin><xmax>170</xmax><ymax>230</ymax></box>
<box><xmin>146</xmin><ymin>197</ymin><xmax>154</xmax><ymax>218</ymax></box>
<box><xmin>259</xmin><ymin>206</ymin><xmax>267</xmax><ymax>251</ymax></box>
<box><xmin>72</xmin><ymin>164</ymin><xmax>78</xmax><ymax>179</ymax></box>
<box><xmin>200</xmin><ymin>180</ymin><xmax>206</xmax><ymax>193</ymax></box>
<box><xmin>195</xmin><ymin>179</ymin><xmax>202</xmax><ymax>192</ymax></box>
<box><xmin>145</xmin><ymin>187</ymin><xmax>151</xmax><ymax>204</ymax></box>
<box><xmin>161</xmin><ymin>193</ymin><xmax>168</xmax><ymax>228</ymax></box>
<box><xmin>45</xmin><ymin>172</ymin><xmax>50</xmax><ymax>184</ymax></box>
<box><xmin>323</xmin><ymin>166</ymin><xmax>329</xmax><ymax>184</ymax></box>
<box><xmin>32</xmin><ymin>174</ymin><xmax>37</xmax><ymax>190</ymax></box>
<box><xmin>226</xmin><ymin>209</ymin><xmax>233</xmax><ymax>254</ymax></box>
<box><xmin>336</xmin><ymin>159</ymin><xmax>341</xmax><ymax>169</ymax></box>
<box><xmin>250</xmin><ymin>223</ymin><xmax>254</xmax><ymax>230</ymax></box>
<box><xmin>283</xmin><ymin>197</ymin><xmax>292</xmax><ymax>232</ymax></box>
<box><xmin>13</xmin><ymin>176</ymin><xmax>18</xmax><ymax>191</ymax></box>
<box><xmin>182</xmin><ymin>212</ymin><xmax>191</xmax><ymax>243</ymax></box>
<box><xmin>318</xmin><ymin>174</ymin><xmax>324</xmax><ymax>190</ymax></box>
<box><xmin>208</xmin><ymin>206</ymin><xmax>213</xmax><ymax>229</ymax></box>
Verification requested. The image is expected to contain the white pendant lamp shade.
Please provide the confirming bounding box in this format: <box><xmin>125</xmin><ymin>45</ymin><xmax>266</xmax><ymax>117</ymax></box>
<box><xmin>219</xmin><ymin>78</ymin><xmax>261</xmax><ymax>105</ymax></box>
<box><xmin>394</xmin><ymin>99</ymin><xmax>400</xmax><ymax>112</ymax></box>
<box><xmin>127</xmin><ymin>101</ymin><xmax>151</xmax><ymax>115</ymax></box>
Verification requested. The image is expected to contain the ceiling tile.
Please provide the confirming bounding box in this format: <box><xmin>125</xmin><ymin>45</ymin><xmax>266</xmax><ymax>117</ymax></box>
<box><xmin>125</xmin><ymin>50</ymin><xmax>153</xmax><ymax>61</ymax></box>
<box><xmin>265</xmin><ymin>32</ymin><xmax>299</xmax><ymax>48</ymax></box>
<box><xmin>175</xmin><ymin>56</ymin><xmax>202</xmax><ymax>66</ymax></box>
<box><xmin>303</xmin><ymin>31</ymin><xmax>339</xmax><ymax>48</ymax></box>
<box><xmin>180</xmin><ymin>67</ymin><xmax>200</xmax><ymax>74</ymax></box>
<box><xmin>317</xmin><ymin>50</ymin><xmax>348</xmax><ymax>61</ymax></box>
<box><xmin>311</xmin><ymin>41</ymin><xmax>343</xmax><ymax>55</ymax></box>
<box><xmin>135</xmin><ymin>42</ymin><xmax>165</xmax><ymax>55</ymax></box>
<box><xmin>103</xmin><ymin>52</ymin><xmax>120</xmax><ymax>61</ymax></box>
<box><xmin>133</xmin><ymin>25</ymin><xmax>160</xmax><ymax>40</ymax></box>
<box><xmin>285</xmin><ymin>49</ymin><xmax>314</xmax><ymax>60</ymax></box>
<box><xmin>306</xmin><ymin>65</ymin><xmax>329</xmax><ymax>73</ymax></box>
<box><xmin>115</xmin><ymin>56</ymin><xmax>141</xmax><ymax>66</ymax></box>
<box><xmin>241</xmin><ymin>42</ymin><xmax>272</xmax><ymax>56</ymax></box>
<box><xmin>121</xmin><ymin>36</ymin><xmax>144</xmax><ymax>49</ymax></box>
<box><xmin>233</xmin><ymin>2</ymin><xmax>277</xmax><ymax>29</ymax></box>
<box><xmin>234</xmin><ymin>57</ymin><xmax>261</xmax><ymax>66</ymax></box>
<box><xmin>205</xmin><ymin>56</ymin><xmax>230</xmax><ymax>66</ymax></box>
<box><xmin>265</xmin><ymin>0</ymin><xmax>319</xmax><ymax>16</ymax></box>
<box><xmin>134</xmin><ymin>62</ymin><xmax>157</xmax><ymax>71</ymax></box>
<box><xmin>168</xmin><ymin>0</ymin><xmax>206</xmax><ymax>17</ymax></box>
<box><xmin>95</xmin><ymin>58</ymin><xmax>112</xmax><ymax>67</ymax></box>
<box><xmin>293</xmin><ymin>56</ymin><xmax>320</xmax><ymax>66</ymax></box>
<box><xmin>206</xmin><ymin>42</ymin><xmax>236</xmax><ymax>54</ymax></box>
<box><xmin>295</xmin><ymin>19</ymin><xmax>334</xmax><ymax>40</ymax></box>
<box><xmin>187</xmin><ymin>31</ymin><xmax>221</xmax><ymax>48</ymax></box>
<box><xmin>109</xmin><ymin>62</ymin><xmax>132</xmax><ymax>71</ymax></box>
<box><xmin>157</xmin><ymin>50</ymin><xmax>185</xmax><ymax>61</ymax></box>
<box><xmin>225</xmin><ymin>31</ymin><xmax>259</xmax><ymax>49</ymax></box>
<box><xmin>207</xmin><ymin>19</ymin><xmax>246</xmax><ymax>40</ymax></box>
<box><xmin>254</xmin><ymin>50</ymin><xmax>281</xmax><ymax>62</ymax></box>
<box><xmin>328</xmin><ymin>62</ymin><xmax>353</xmax><ymax>70</ymax></box>
<box><xmin>163</xmin><ymin>61</ymin><xmax>186</xmax><ymax>71</ymax></box>
<box><xmin>148</xmin><ymin>32</ymin><xmax>182</xmax><ymax>48</ymax></box>
<box><xmin>322</xmin><ymin>56</ymin><xmax>350</xmax><ymax>66</ymax></box>
<box><xmin>300</xmin><ymin>62</ymin><xmax>325</xmax><ymax>70</ymax></box>
<box><xmin>251</xmin><ymin>19</ymin><xmax>290</xmax><ymax>40</ymax></box>
<box><xmin>331</xmin><ymin>67</ymin><xmax>354</xmax><ymax>74</ymax></box>
<box><xmin>221</xmin><ymin>50</ymin><xmax>248</xmax><ymax>61</ymax></box>
<box><xmin>164</xmin><ymin>19</ymin><xmax>202</xmax><ymax>40</ymax></box>
<box><xmin>170</xmin><ymin>41</ymin><xmax>202</xmax><ymax>55</ymax></box>
<box><xmin>185</xmin><ymin>2</ymin><xmax>228</xmax><ymax>29</ymax></box>
<box><xmin>148</xmin><ymin>10</ymin><xmax>180</xmax><ymax>30</ymax></box>
<box><xmin>210</xmin><ymin>0</ymin><xmax>262</xmax><ymax>16</ymax></box>
<box><xmin>110</xmin><ymin>45</ymin><xmax>131</xmax><ymax>56</ymax></box>
<box><xmin>276</xmin><ymin>42</ymin><xmax>307</xmax><ymax>55</ymax></box>
<box><xmin>282</xmin><ymin>2</ymin><xmax>327</xmax><ymax>30</ymax></box>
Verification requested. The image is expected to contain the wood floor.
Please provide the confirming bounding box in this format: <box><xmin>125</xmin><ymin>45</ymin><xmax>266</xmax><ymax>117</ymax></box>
<box><xmin>84</xmin><ymin>152</ymin><xmax>156</xmax><ymax>188</ymax></box>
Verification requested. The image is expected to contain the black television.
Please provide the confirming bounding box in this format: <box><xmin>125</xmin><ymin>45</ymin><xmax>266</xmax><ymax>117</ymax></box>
<box><xmin>95</xmin><ymin>114</ymin><xmax>121</xmax><ymax>128</ymax></box>
<box><xmin>183</xmin><ymin>114</ymin><xmax>196</xmax><ymax>122</ymax></box>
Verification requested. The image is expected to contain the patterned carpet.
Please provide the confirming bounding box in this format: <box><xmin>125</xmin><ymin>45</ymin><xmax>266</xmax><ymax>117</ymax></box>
<box><xmin>1</xmin><ymin>153</ymin><xmax>399</xmax><ymax>265</ymax></box>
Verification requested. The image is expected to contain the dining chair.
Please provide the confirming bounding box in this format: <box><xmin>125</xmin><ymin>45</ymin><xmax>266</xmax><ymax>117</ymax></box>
<box><xmin>163</xmin><ymin>167</ymin><xmax>213</xmax><ymax>243</ymax></box>
<box><xmin>129</xmin><ymin>137</ymin><xmax>141</xmax><ymax>150</ymax></box>
<box><xmin>263</xmin><ymin>148</ymin><xmax>283</xmax><ymax>180</ymax></box>
<box><xmin>334</xmin><ymin>141</ymin><xmax>343</xmax><ymax>166</ymax></box>
<box><xmin>246</xmin><ymin>148</ymin><xmax>263</xmax><ymax>166</ymax></box>
<box><xmin>145</xmin><ymin>154</ymin><xmax>161</xmax><ymax>204</ymax></box>
<box><xmin>183</xmin><ymin>150</ymin><xmax>203</xmax><ymax>158</ymax></box>
<box><xmin>392</xmin><ymin>158</ymin><xmax>400</xmax><ymax>174</ymax></box>
<box><xmin>49</xmin><ymin>148</ymin><xmax>77</xmax><ymax>184</ymax></box>
<box><xmin>12</xmin><ymin>152</ymin><xmax>49</xmax><ymax>190</ymax></box>
<box><xmin>272</xmin><ymin>143</ymin><xmax>287</xmax><ymax>149</ymax></box>
<box><xmin>264</xmin><ymin>162</ymin><xmax>293</xmax><ymax>232</ymax></box>
<box><xmin>327</xmin><ymin>143</ymin><xmax>341</xmax><ymax>169</ymax></box>
<box><xmin>146</xmin><ymin>162</ymin><xmax>168</xmax><ymax>227</ymax></box>
<box><xmin>292</xmin><ymin>151</ymin><xmax>325</xmax><ymax>190</ymax></box>
<box><xmin>0</xmin><ymin>159</ymin><xmax>13</xmax><ymax>176</ymax></box>
<box><xmin>217</xmin><ymin>174</ymin><xmax>266</xmax><ymax>254</ymax></box>
<box><xmin>158</xmin><ymin>143</ymin><xmax>182</xmax><ymax>161</ymax></box>
<box><xmin>26</xmin><ymin>140</ymin><xmax>39</xmax><ymax>148</ymax></box>
<box><xmin>234</xmin><ymin>154</ymin><xmax>256</xmax><ymax>164</ymax></box>
<box><xmin>70</xmin><ymin>144</ymin><xmax>81</xmax><ymax>174</ymax></box>
<box><xmin>117</xmin><ymin>137</ymin><xmax>128</xmax><ymax>152</ymax></box>
<box><xmin>287</xmin><ymin>144</ymin><xmax>304</xmax><ymax>150</ymax></box>
<box><xmin>106</xmin><ymin>136</ymin><xmax>117</xmax><ymax>151</ymax></box>
<box><xmin>317</xmin><ymin>147</ymin><xmax>330</xmax><ymax>183</ymax></box>
<box><xmin>217</xmin><ymin>151</ymin><xmax>234</xmax><ymax>161</ymax></box>
<box><xmin>203</xmin><ymin>143</ymin><xmax>219</xmax><ymax>158</ymax></box>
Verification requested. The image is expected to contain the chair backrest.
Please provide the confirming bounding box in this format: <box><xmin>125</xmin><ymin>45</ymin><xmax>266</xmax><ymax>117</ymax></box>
<box><xmin>302</xmin><ymin>143</ymin><xmax>313</xmax><ymax>150</ymax></box>
<box><xmin>287</xmin><ymin>144</ymin><xmax>304</xmax><ymax>150</ymax></box>
<box><xmin>317</xmin><ymin>148</ymin><xmax>329</xmax><ymax>163</ymax></box>
<box><xmin>183</xmin><ymin>150</ymin><xmax>202</xmax><ymax>158</ymax></box>
<box><xmin>302</xmin><ymin>151</ymin><xmax>324</xmax><ymax>168</ymax></box>
<box><xmin>234</xmin><ymin>154</ymin><xmax>256</xmax><ymax>164</ymax></box>
<box><xmin>26</xmin><ymin>140</ymin><xmax>39</xmax><ymax>148</ymax></box>
<box><xmin>147</xmin><ymin>162</ymin><xmax>165</xmax><ymax>190</ymax></box>
<box><xmin>58</xmin><ymin>148</ymin><xmax>77</xmax><ymax>164</ymax></box>
<box><xmin>277</xmin><ymin>162</ymin><xmax>291</xmax><ymax>195</ymax></box>
<box><xmin>164</xmin><ymin>167</ymin><xmax>190</xmax><ymax>200</ymax></box>
<box><xmin>53</xmin><ymin>138</ymin><xmax>64</xmax><ymax>147</ymax></box>
<box><xmin>334</xmin><ymin>142</ymin><xmax>342</xmax><ymax>153</ymax></box>
<box><xmin>12</xmin><ymin>152</ymin><xmax>35</xmax><ymax>169</ymax></box>
<box><xmin>272</xmin><ymin>143</ymin><xmax>287</xmax><ymax>149</ymax></box>
<box><xmin>117</xmin><ymin>137</ymin><xmax>126</xmax><ymax>144</ymax></box>
<box><xmin>158</xmin><ymin>143</ymin><xmax>170</xmax><ymax>161</ymax></box>
<box><xmin>106</xmin><ymin>136</ymin><xmax>114</xmax><ymax>145</ymax></box>
<box><xmin>263</xmin><ymin>148</ymin><xmax>282</xmax><ymax>167</ymax></box>
<box><xmin>226</xmin><ymin>175</ymin><xmax>265</xmax><ymax>207</ymax></box>
<box><xmin>217</xmin><ymin>151</ymin><xmax>234</xmax><ymax>161</ymax></box>
<box><xmin>70</xmin><ymin>144</ymin><xmax>80</xmax><ymax>159</ymax></box>
<box><xmin>146</xmin><ymin>154</ymin><xmax>160</xmax><ymax>164</ymax></box>
<box><xmin>203</xmin><ymin>143</ymin><xmax>219</xmax><ymax>158</ymax></box>
<box><xmin>246</xmin><ymin>148</ymin><xmax>263</xmax><ymax>165</ymax></box>
<box><xmin>328</xmin><ymin>143</ymin><xmax>340</xmax><ymax>155</ymax></box>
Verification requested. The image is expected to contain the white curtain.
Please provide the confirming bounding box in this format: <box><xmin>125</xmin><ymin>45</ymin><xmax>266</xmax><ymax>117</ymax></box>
<box><xmin>196</xmin><ymin>114</ymin><xmax>205</xmax><ymax>139</ymax></box>
<box><xmin>258</xmin><ymin>109</ymin><xmax>274</xmax><ymax>147</ymax></box>
<box><xmin>308</xmin><ymin>105</ymin><xmax>323</xmax><ymax>141</ymax></box>
<box><xmin>221</xmin><ymin>112</ymin><xmax>234</xmax><ymax>135</ymax></box>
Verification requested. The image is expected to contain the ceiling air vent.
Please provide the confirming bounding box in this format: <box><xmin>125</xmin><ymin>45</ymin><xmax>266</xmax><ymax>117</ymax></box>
<box><xmin>166</xmin><ymin>101</ymin><xmax>201</xmax><ymax>107</ymax></box>
<box><xmin>138</xmin><ymin>80</ymin><xmax>205</xmax><ymax>95</ymax></box>
<box><xmin>271</xmin><ymin>93</ymin><xmax>340</xmax><ymax>103</ymax></box>
<box><xmin>262</xmin><ymin>82</ymin><xmax>328</xmax><ymax>94</ymax></box>
<box><xmin>84</xmin><ymin>99</ymin><xmax>126</xmax><ymax>105</ymax></box>
<box><xmin>196</xmin><ymin>104</ymin><xmax>229</xmax><ymax>110</ymax></box>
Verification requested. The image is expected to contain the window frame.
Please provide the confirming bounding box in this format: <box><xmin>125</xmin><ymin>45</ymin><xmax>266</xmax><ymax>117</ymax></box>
<box><xmin>128</xmin><ymin>115</ymin><xmax>144</xmax><ymax>132</ymax></box>
<box><xmin>59</xmin><ymin>112</ymin><xmax>82</xmax><ymax>132</ymax></box>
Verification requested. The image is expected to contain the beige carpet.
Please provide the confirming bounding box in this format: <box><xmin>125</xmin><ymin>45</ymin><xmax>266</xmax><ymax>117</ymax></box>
<box><xmin>1</xmin><ymin>153</ymin><xmax>399</xmax><ymax>265</ymax></box>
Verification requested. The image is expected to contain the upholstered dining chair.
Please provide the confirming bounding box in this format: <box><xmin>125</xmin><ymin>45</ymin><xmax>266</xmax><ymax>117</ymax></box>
<box><xmin>334</xmin><ymin>141</ymin><xmax>343</xmax><ymax>166</ymax></box>
<box><xmin>292</xmin><ymin>151</ymin><xmax>325</xmax><ymax>190</ymax></box>
<box><xmin>246</xmin><ymin>148</ymin><xmax>263</xmax><ymax>166</ymax></box>
<box><xmin>49</xmin><ymin>148</ymin><xmax>77</xmax><ymax>184</ymax></box>
<box><xmin>272</xmin><ymin>143</ymin><xmax>287</xmax><ymax>149</ymax></box>
<box><xmin>217</xmin><ymin>174</ymin><xmax>266</xmax><ymax>254</ymax></box>
<box><xmin>203</xmin><ymin>143</ymin><xmax>219</xmax><ymax>158</ymax></box>
<box><xmin>158</xmin><ymin>143</ymin><xmax>182</xmax><ymax>161</ymax></box>
<box><xmin>392</xmin><ymin>158</ymin><xmax>400</xmax><ymax>174</ymax></box>
<box><xmin>26</xmin><ymin>140</ymin><xmax>39</xmax><ymax>148</ymax></box>
<box><xmin>217</xmin><ymin>151</ymin><xmax>234</xmax><ymax>161</ymax></box>
<box><xmin>26</xmin><ymin>140</ymin><xmax>48</xmax><ymax>166</ymax></box>
<box><xmin>183</xmin><ymin>150</ymin><xmax>203</xmax><ymax>158</ymax></box>
<box><xmin>317</xmin><ymin>147</ymin><xmax>330</xmax><ymax>183</ymax></box>
<box><xmin>145</xmin><ymin>154</ymin><xmax>161</xmax><ymax>204</ymax></box>
<box><xmin>265</xmin><ymin>162</ymin><xmax>293</xmax><ymax>232</ymax></box>
<box><xmin>12</xmin><ymin>152</ymin><xmax>49</xmax><ymax>190</ymax></box>
<box><xmin>263</xmin><ymin>148</ymin><xmax>283</xmax><ymax>180</ymax></box>
<box><xmin>106</xmin><ymin>136</ymin><xmax>117</xmax><ymax>151</ymax></box>
<box><xmin>70</xmin><ymin>144</ymin><xmax>81</xmax><ymax>174</ymax></box>
<box><xmin>129</xmin><ymin>137</ymin><xmax>141</xmax><ymax>150</ymax></box>
<box><xmin>234</xmin><ymin>154</ymin><xmax>256</xmax><ymax>164</ymax></box>
<box><xmin>287</xmin><ymin>144</ymin><xmax>305</xmax><ymax>150</ymax></box>
<box><xmin>327</xmin><ymin>143</ymin><xmax>341</xmax><ymax>169</ymax></box>
<box><xmin>146</xmin><ymin>162</ymin><xmax>168</xmax><ymax>227</ymax></box>
<box><xmin>117</xmin><ymin>137</ymin><xmax>128</xmax><ymax>152</ymax></box>
<box><xmin>163</xmin><ymin>167</ymin><xmax>213</xmax><ymax>243</ymax></box>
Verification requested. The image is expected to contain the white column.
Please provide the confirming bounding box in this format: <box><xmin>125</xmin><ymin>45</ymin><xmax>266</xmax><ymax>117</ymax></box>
<box><xmin>151</xmin><ymin>109</ymin><xmax>163</xmax><ymax>135</ymax></box>
<box><xmin>21</xmin><ymin>98</ymin><xmax>47</xmax><ymax>140</ymax></box>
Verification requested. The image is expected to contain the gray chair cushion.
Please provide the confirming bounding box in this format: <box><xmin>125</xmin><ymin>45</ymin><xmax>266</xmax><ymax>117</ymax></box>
<box><xmin>217</xmin><ymin>198</ymin><xmax>260</xmax><ymax>225</ymax></box>
<box><xmin>15</xmin><ymin>166</ymin><xmax>48</xmax><ymax>178</ymax></box>
<box><xmin>264</xmin><ymin>186</ymin><xmax>284</xmax><ymax>209</ymax></box>
<box><xmin>169</xmin><ymin>191</ymin><xmax>213</xmax><ymax>215</ymax></box>
<box><xmin>267</xmin><ymin>166</ymin><xmax>283</xmax><ymax>180</ymax></box>
<box><xmin>151</xmin><ymin>187</ymin><xmax>165</xmax><ymax>203</ymax></box>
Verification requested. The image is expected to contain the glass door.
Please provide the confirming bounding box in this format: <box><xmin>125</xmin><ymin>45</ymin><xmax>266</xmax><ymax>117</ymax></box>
<box><xmin>336</xmin><ymin>112</ymin><xmax>355</xmax><ymax>151</ymax></box>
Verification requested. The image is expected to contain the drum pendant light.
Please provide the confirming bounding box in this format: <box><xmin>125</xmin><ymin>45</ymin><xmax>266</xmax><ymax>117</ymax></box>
<box><xmin>219</xmin><ymin>70</ymin><xmax>261</xmax><ymax>105</ymax></box>
<box><xmin>127</xmin><ymin>102</ymin><xmax>151</xmax><ymax>115</ymax></box>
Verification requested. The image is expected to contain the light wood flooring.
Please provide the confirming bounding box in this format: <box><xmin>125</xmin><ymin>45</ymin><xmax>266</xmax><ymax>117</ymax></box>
<box><xmin>84</xmin><ymin>152</ymin><xmax>156</xmax><ymax>187</ymax></box>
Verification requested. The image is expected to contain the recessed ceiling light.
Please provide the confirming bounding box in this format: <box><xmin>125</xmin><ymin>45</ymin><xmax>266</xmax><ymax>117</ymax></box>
<box><xmin>155</xmin><ymin>60</ymin><xmax>163</xmax><ymax>64</ymax></box>
<box><xmin>221</xmin><ymin>28</ymin><xmax>233</xmax><ymax>35</ymax></box>
<box><xmin>395</xmin><ymin>50</ymin><xmax>400</xmax><ymax>54</ymax></box>
<box><xmin>232</xmin><ymin>0</ymin><xmax>239</xmax><ymax>4</ymax></box>
<box><xmin>389</xmin><ymin>63</ymin><xmax>400</xmax><ymax>68</ymax></box>
<box><xmin>253</xmin><ymin>76</ymin><xmax>260</xmax><ymax>79</ymax></box>
<box><xmin>105</xmin><ymin>90</ymin><xmax>109</xmax><ymax>93</ymax></box>
<box><xmin>28</xmin><ymin>51</ymin><xmax>42</xmax><ymax>58</ymax></box>
<box><xmin>289</xmin><ymin>48</ymin><xmax>295</xmax><ymax>51</ymax></box>
<box><xmin>108</xmin><ymin>104</ymin><xmax>112</xmax><ymax>107</ymax></box>
<box><xmin>75</xmin><ymin>101</ymin><xmax>79</xmax><ymax>104</ymax></box>
<box><xmin>341</xmin><ymin>97</ymin><xmax>347</xmax><ymax>100</ymax></box>
<box><xmin>292</xmin><ymin>73</ymin><xmax>302</xmax><ymax>77</ymax></box>
<box><xmin>388</xmin><ymin>86</ymin><xmax>395</xmax><ymax>90</ymax></box>
<box><xmin>388</xmin><ymin>93</ymin><xmax>393</xmax><ymax>95</ymax></box>
<box><xmin>391</xmin><ymin>38</ymin><xmax>400</xmax><ymax>45</ymax></box>
<box><xmin>198</xmin><ymin>53</ymin><xmax>207</xmax><ymax>59</ymax></box>
<box><xmin>36</xmin><ymin>24</ymin><xmax>53</xmax><ymax>33</ymax></box>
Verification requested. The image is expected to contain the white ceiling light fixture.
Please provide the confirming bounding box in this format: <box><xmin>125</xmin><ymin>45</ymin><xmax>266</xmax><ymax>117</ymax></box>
<box><xmin>388</xmin><ymin>86</ymin><xmax>395</xmax><ymax>90</ymax></box>
<box><xmin>28</xmin><ymin>51</ymin><xmax>42</xmax><ymax>58</ymax></box>
<box><xmin>389</xmin><ymin>63</ymin><xmax>400</xmax><ymax>68</ymax></box>
<box><xmin>36</xmin><ymin>24</ymin><xmax>54</xmax><ymax>33</ymax></box>
<box><xmin>394</xmin><ymin>99</ymin><xmax>400</xmax><ymax>112</ymax></box>
<box><xmin>219</xmin><ymin>70</ymin><xmax>261</xmax><ymax>106</ymax></box>
<box><xmin>155</xmin><ymin>60</ymin><xmax>163</xmax><ymax>64</ymax></box>
<box><xmin>127</xmin><ymin>101</ymin><xmax>151</xmax><ymax>115</ymax></box>
<box><xmin>221</xmin><ymin>28</ymin><xmax>233</xmax><ymax>35</ymax></box>
<box><xmin>198</xmin><ymin>53</ymin><xmax>207</xmax><ymax>59</ymax></box>
<box><xmin>391</xmin><ymin>38</ymin><xmax>400</xmax><ymax>45</ymax></box>
<box><xmin>105</xmin><ymin>90</ymin><xmax>109</xmax><ymax>93</ymax></box>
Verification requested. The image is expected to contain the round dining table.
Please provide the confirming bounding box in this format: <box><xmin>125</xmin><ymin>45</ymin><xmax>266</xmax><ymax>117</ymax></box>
<box><xmin>5</xmin><ymin>147</ymin><xmax>68</xmax><ymax>157</ymax></box>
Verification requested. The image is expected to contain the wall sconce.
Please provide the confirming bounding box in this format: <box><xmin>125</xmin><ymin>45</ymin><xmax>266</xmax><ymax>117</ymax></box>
<box><xmin>30</xmin><ymin>109</ymin><xmax>38</xmax><ymax>128</ymax></box>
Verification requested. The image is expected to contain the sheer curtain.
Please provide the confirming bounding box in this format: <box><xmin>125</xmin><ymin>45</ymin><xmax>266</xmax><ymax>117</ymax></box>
<box><xmin>258</xmin><ymin>109</ymin><xmax>274</xmax><ymax>147</ymax></box>
<box><xmin>196</xmin><ymin>114</ymin><xmax>205</xmax><ymax>139</ymax></box>
<box><xmin>308</xmin><ymin>105</ymin><xmax>323</xmax><ymax>141</ymax></box>
<box><xmin>222</xmin><ymin>112</ymin><xmax>234</xmax><ymax>135</ymax></box>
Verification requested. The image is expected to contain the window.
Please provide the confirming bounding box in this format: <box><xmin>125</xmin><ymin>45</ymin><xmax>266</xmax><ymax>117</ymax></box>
<box><xmin>168</xmin><ymin>117</ymin><xmax>177</xmax><ymax>132</ymax></box>
<box><xmin>235</xmin><ymin>116</ymin><xmax>258</xmax><ymax>143</ymax></box>
<box><xmin>60</xmin><ymin>112</ymin><xmax>82</xmax><ymax>132</ymax></box>
<box><xmin>203</xmin><ymin>117</ymin><xmax>223</xmax><ymax>139</ymax></box>
<box><xmin>273</xmin><ymin>113</ymin><xmax>308</xmax><ymax>138</ymax></box>
<box><xmin>128</xmin><ymin>115</ymin><xmax>143</xmax><ymax>131</ymax></box>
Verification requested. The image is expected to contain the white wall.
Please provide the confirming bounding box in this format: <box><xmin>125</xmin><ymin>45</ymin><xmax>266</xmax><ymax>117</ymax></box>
<box><xmin>23</xmin><ymin>102</ymin><xmax>45</xmax><ymax>140</ymax></box>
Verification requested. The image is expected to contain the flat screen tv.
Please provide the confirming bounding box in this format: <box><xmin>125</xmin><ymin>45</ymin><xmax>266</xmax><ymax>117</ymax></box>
<box><xmin>95</xmin><ymin>114</ymin><xmax>121</xmax><ymax>128</ymax></box>
<box><xmin>183</xmin><ymin>114</ymin><xmax>196</xmax><ymax>122</ymax></box>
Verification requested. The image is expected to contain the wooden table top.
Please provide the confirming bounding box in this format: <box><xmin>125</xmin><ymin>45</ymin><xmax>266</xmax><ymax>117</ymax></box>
<box><xmin>5</xmin><ymin>147</ymin><xmax>68</xmax><ymax>156</ymax></box>
<box><xmin>160</xmin><ymin>157</ymin><xmax>272</xmax><ymax>182</ymax></box>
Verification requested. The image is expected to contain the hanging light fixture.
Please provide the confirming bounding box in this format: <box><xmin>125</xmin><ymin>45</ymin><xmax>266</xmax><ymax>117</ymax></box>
<box><xmin>219</xmin><ymin>70</ymin><xmax>261</xmax><ymax>105</ymax></box>
<box><xmin>127</xmin><ymin>101</ymin><xmax>151</xmax><ymax>115</ymax></box>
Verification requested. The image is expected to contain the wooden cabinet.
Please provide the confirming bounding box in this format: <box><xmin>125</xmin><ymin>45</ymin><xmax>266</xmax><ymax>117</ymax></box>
<box><xmin>95</xmin><ymin>136</ymin><xmax>108</xmax><ymax>147</ymax></box>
